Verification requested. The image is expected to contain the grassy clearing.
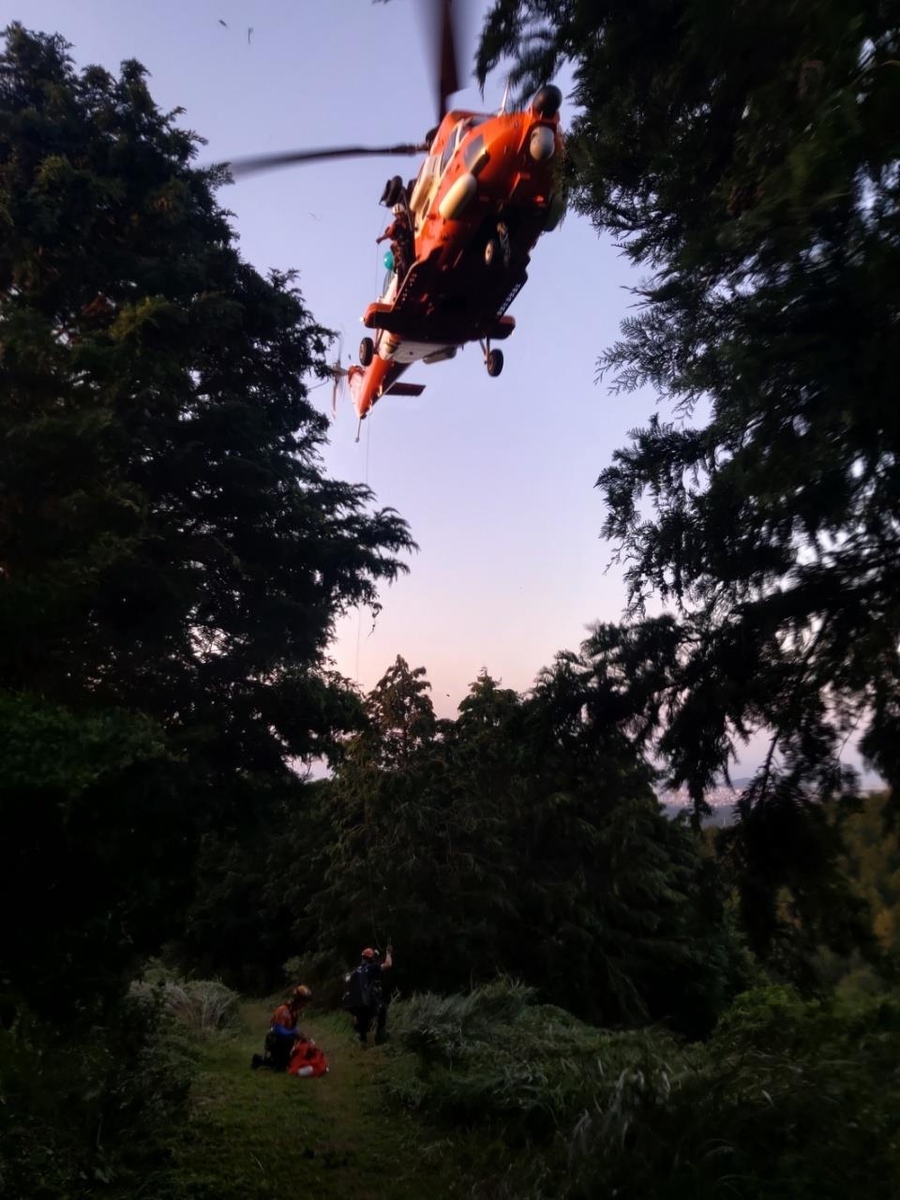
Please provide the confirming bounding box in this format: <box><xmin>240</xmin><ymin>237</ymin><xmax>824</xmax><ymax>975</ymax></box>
<box><xmin>168</xmin><ymin>1000</ymin><xmax>477</xmax><ymax>1200</ymax></box>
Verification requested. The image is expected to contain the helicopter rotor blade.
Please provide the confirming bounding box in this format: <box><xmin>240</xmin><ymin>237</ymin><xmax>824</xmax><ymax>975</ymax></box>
<box><xmin>225</xmin><ymin>143</ymin><xmax>427</xmax><ymax>178</ymax></box>
<box><xmin>425</xmin><ymin>0</ymin><xmax>462</xmax><ymax>123</ymax></box>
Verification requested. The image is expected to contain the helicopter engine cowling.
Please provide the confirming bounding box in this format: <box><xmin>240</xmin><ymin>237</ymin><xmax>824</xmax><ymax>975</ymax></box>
<box><xmin>529</xmin><ymin>126</ymin><xmax>556</xmax><ymax>162</ymax></box>
<box><xmin>439</xmin><ymin>172</ymin><xmax>477</xmax><ymax>220</ymax></box>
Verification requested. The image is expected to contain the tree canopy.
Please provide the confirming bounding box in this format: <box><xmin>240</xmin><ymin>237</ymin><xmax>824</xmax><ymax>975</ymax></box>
<box><xmin>0</xmin><ymin>24</ymin><xmax>413</xmax><ymax>1014</ymax></box>
<box><xmin>307</xmin><ymin>657</ymin><xmax>743</xmax><ymax>1032</ymax></box>
<box><xmin>477</xmin><ymin>0</ymin><xmax>900</xmax><ymax>815</ymax></box>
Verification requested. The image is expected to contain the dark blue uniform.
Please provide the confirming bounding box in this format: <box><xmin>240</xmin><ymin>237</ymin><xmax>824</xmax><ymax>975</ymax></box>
<box><xmin>349</xmin><ymin>959</ymin><xmax>388</xmax><ymax>1044</ymax></box>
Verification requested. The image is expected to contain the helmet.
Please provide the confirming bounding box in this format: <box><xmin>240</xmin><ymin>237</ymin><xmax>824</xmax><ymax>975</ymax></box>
<box><xmin>291</xmin><ymin>984</ymin><xmax>312</xmax><ymax>1001</ymax></box>
<box><xmin>392</xmin><ymin>203</ymin><xmax>404</xmax><ymax>215</ymax></box>
<box><xmin>361</xmin><ymin>947</ymin><xmax>377</xmax><ymax>960</ymax></box>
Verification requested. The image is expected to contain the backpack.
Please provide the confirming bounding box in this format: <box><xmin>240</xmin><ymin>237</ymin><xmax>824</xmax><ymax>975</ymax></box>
<box><xmin>288</xmin><ymin>1039</ymin><xmax>329</xmax><ymax>1078</ymax></box>
<box><xmin>343</xmin><ymin>964</ymin><xmax>382</xmax><ymax>1012</ymax></box>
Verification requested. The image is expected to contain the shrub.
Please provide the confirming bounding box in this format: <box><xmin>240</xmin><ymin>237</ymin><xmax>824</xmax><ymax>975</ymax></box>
<box><xmin>130</xmin><ymin>974</ymin><xmax>242</xmax><ymax>1038</ymax></box>
<box><xmin>566</xmin><ymin>987</ymin><xmax>900</xmax><ymax>1199</ymax></box>
<box><xmin>387</xmin><ymin>979</ymin><xmax>689</xmax><ymax>1143</ymax></box>
<box><xmin>0</xmin><ymin>991</ymin><xmax>196</xmax><ymax>1199</ymax></box>
<box><xmin>387</xmin><ymin>981</ymin><xmax>900</xmax><ymax>1200</ymax></box>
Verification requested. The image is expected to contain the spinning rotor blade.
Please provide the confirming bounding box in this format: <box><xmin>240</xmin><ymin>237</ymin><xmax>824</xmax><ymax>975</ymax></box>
<box><xmin>425</xmin><ymin>0</ymin><xmax>462</xmax><ymax>123</ymax></box>
<box><xmin>226</xmin><ymin>143</ymin><xmax>426</xmax><ymax>178</ymax></box>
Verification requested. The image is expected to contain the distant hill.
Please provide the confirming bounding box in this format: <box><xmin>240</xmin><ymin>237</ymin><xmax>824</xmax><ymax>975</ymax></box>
<box><xmin>658</xmin><ymin>774</ymin><xmax>886</xmax><ymax>826</ymax></box>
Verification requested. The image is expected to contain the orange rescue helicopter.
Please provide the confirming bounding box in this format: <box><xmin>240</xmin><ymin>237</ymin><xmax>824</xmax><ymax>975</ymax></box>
<box><xmin>227</xmin><ymin>1</ymin><xmax>564</xmax><ymax>438</ymax></box>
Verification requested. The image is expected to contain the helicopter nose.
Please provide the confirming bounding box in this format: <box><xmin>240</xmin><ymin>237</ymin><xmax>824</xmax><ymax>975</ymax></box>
<box><xmin>532</xmin><ymin>84</ymin><xmax>562</xmax><ymax>118</ymax></box>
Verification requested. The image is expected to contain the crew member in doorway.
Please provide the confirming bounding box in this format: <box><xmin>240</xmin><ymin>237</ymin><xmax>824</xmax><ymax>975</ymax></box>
<box><xmin>376</xmin><ymin>207</ymin><xmax>412</xmax><ymax>281</ymax></box>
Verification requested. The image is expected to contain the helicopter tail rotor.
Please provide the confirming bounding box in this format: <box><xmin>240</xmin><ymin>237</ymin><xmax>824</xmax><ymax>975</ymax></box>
<box><xmin>329</xmin><ymin>334</ymin><xmax>347</xmax><ymax>420</ymax></box>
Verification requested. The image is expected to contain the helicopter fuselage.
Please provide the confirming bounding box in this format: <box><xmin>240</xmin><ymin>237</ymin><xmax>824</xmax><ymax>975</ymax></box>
<box><xmin>350</xmin><ymin>88</ymin><xmax>564</xmax><ymax>421</ymax></box>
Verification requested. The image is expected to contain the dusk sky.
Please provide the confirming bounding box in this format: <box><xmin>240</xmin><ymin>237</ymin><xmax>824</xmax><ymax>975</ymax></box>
<box><xmin>7</xmin><ymin>0</ymin><xmax>663</xmax><ymax>715</ymax></box>
<box><xmin>9</xmin><ymin>4</ymin><xmax>708</xmax><ymax>725</ymax></box>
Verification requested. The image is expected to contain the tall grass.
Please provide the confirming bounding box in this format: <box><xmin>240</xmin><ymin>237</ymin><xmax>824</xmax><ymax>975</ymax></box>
<box><xmin>388</xmin><ymin>979</ymin><xmax>692</xmax><ymax>1141</ymax></box>
<box><xmin>387</xmin><ymin>979</ymin><xmax>900</xmax><ymax>1200</ymax></box>
<box><xmin>131</xmin><ymin>968</ymin><xmax>242</xmax><ymax>1037</ymax></box>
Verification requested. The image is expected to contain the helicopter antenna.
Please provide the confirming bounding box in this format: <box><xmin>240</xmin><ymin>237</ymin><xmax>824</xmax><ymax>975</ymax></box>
<box><xmin>498</xmin><ymin>79</ymin><xmax>510</xmax><ymax>115</ymax></box>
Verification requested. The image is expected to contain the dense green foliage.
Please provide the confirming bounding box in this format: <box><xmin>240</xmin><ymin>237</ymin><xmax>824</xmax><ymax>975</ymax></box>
<box><xmin>838</xmin><ymin>790</ymin><xmax>900</xmax><ymax>956</ymax></box>
<box><xmin>478</xmin><ymin>0</ymin><xmax>900</xmax><ymax>816</ymax></box>
<box><xmin>0</xmin><ymin>992</ymin><xmax>196</xmax><ymax>1199</ymax></box>
<box><xmin>188</xmin><ymin>656</ymin><xmax>745</xmax><ymax>1034</ymax></box>
<box><xmin>332</xmin><ymin>657</ymin><xmax>743</xmax><ymax>1031</ymax></box>
<box><xmin>0</xmin><ymin>23</ymin><xmax>411</xmax><ymax>1197</ymax></box>
<box><xmin>0</xmin><ymin>23</ymin><xmax>411</xmax><ymax>1017</ymax></box>
<box><xmin>389</xmin><ymin>979</ymin><xmax>900</xmax><ymax>1199</ymax></box>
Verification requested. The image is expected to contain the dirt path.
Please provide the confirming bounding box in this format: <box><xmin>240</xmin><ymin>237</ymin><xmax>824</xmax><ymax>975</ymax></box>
<box><xmin>168</xmin><ymin>1001</ymin><xmax>463</xmax><ymax>1200</ymax></box>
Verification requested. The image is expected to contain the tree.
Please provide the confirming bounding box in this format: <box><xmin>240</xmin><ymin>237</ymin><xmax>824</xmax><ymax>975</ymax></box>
<box><xmin>838</xmin><ymin>790</ymin><xmax>900</xmax><ymax>954</ymax></box>
<box><xmin>365</xmin><ymin>655</ymin><xmax>439</xmax><ymax>768</ymax></box>
<box><xmin>315</xmin><ymin>657</ymin><xmax>741</xmax><ymax>1031</ymax></box>
<box><xmin>512</xmin><ymin>651</ymin><xmax>743</xmax><ymax>1030</ymax></box>
<box><xmin>0</xmin><ymin>25</ymin><xmax>413</xmax><ymax>1015</ymax></box>
<box><xmin>476</xmin><ymin>3</ymin><xmax>900</xmax><ymax>810</ymax></box>
<box><xmin>313</xmin><ymin>657</ymin><xmax>451</xmax><ymax>976</ymax></box>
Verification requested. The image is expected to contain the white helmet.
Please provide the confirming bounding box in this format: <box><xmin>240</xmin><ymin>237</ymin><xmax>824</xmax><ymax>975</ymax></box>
<box><xmin>392</xmin><ymin>203</ymin><xmax>405</xmax><ymax>215</ymax></box>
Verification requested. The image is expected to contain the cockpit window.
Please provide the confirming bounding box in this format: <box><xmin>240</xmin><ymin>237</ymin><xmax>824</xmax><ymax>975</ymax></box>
<box><xmin>463</xmin><ymin>134</ymin><xmax>486</xmax><ymax>172</ymax></box>
<box><xmin>438</xmin><ymin>115</ymin><xmax>493</xmax><ymax>176</ymax></box>
<box><xmin>440</xmin><ymin>123</ymin><xmax>462</xmax><ymax>173</ymax></box>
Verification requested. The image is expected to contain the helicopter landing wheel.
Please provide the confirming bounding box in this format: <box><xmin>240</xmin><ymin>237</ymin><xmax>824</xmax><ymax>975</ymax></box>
<box><xmin>485</xmin><ymin>222</ymin><xmax>511</xmax><ymax>269</ymax></box>
<box><xmin>359</xmin><ymin>336</ymin><xmax>374</xmax><ymax>367</ymax></box>
<box><xmin>486</xmin><ymin>348</ymin><xmax>504</xmax><ymax>378</ymax></box>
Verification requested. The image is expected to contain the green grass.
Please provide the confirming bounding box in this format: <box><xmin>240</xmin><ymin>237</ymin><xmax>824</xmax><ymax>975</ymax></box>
<box><xmin>168</xmin><ymin>1001</ymin><xmax>480</xmax><ymax>1200</ymax></box>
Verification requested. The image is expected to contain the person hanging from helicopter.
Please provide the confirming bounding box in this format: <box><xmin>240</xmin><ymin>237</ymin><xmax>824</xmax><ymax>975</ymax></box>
<box><xmin>342</xmin><ymin>944</ymin><xmax>392</xmax><ymax>1046</ymax></box>
<box><xmin>376</xmin><ymin>206</ymin><xmax>413</xmax><ymax>282</ymax></box>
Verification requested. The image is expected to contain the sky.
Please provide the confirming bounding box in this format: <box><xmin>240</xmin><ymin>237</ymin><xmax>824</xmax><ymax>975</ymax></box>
<box><xmin>8</xmin><ymin>0</ymin><xmax>654</xmax><ymax>715</ymax></box>
<box><xmin>6</xmin><ymin>0</ymin><xmax>881</xmax><ymax>786</ymax></box>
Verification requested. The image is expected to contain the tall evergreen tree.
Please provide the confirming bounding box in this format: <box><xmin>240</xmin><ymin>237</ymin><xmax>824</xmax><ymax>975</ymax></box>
<box><xmin>476</xmin><ymin>2</ymin><xmax>900</xmax><ymax>813</ymax></box>
<box><xmin>0</xmin><ymin>25</ymin><xmax>412</xmax><ymax>1015</ymax></box>
<box><xmin>513</xmin><ymin>651</ymin><xmax>742</xmax><ymax>1029</ymax></box>
<box><xmin>314</xmin><ymin>657</ymin><xmax>450</xmax><ymax>973</ymax></box>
